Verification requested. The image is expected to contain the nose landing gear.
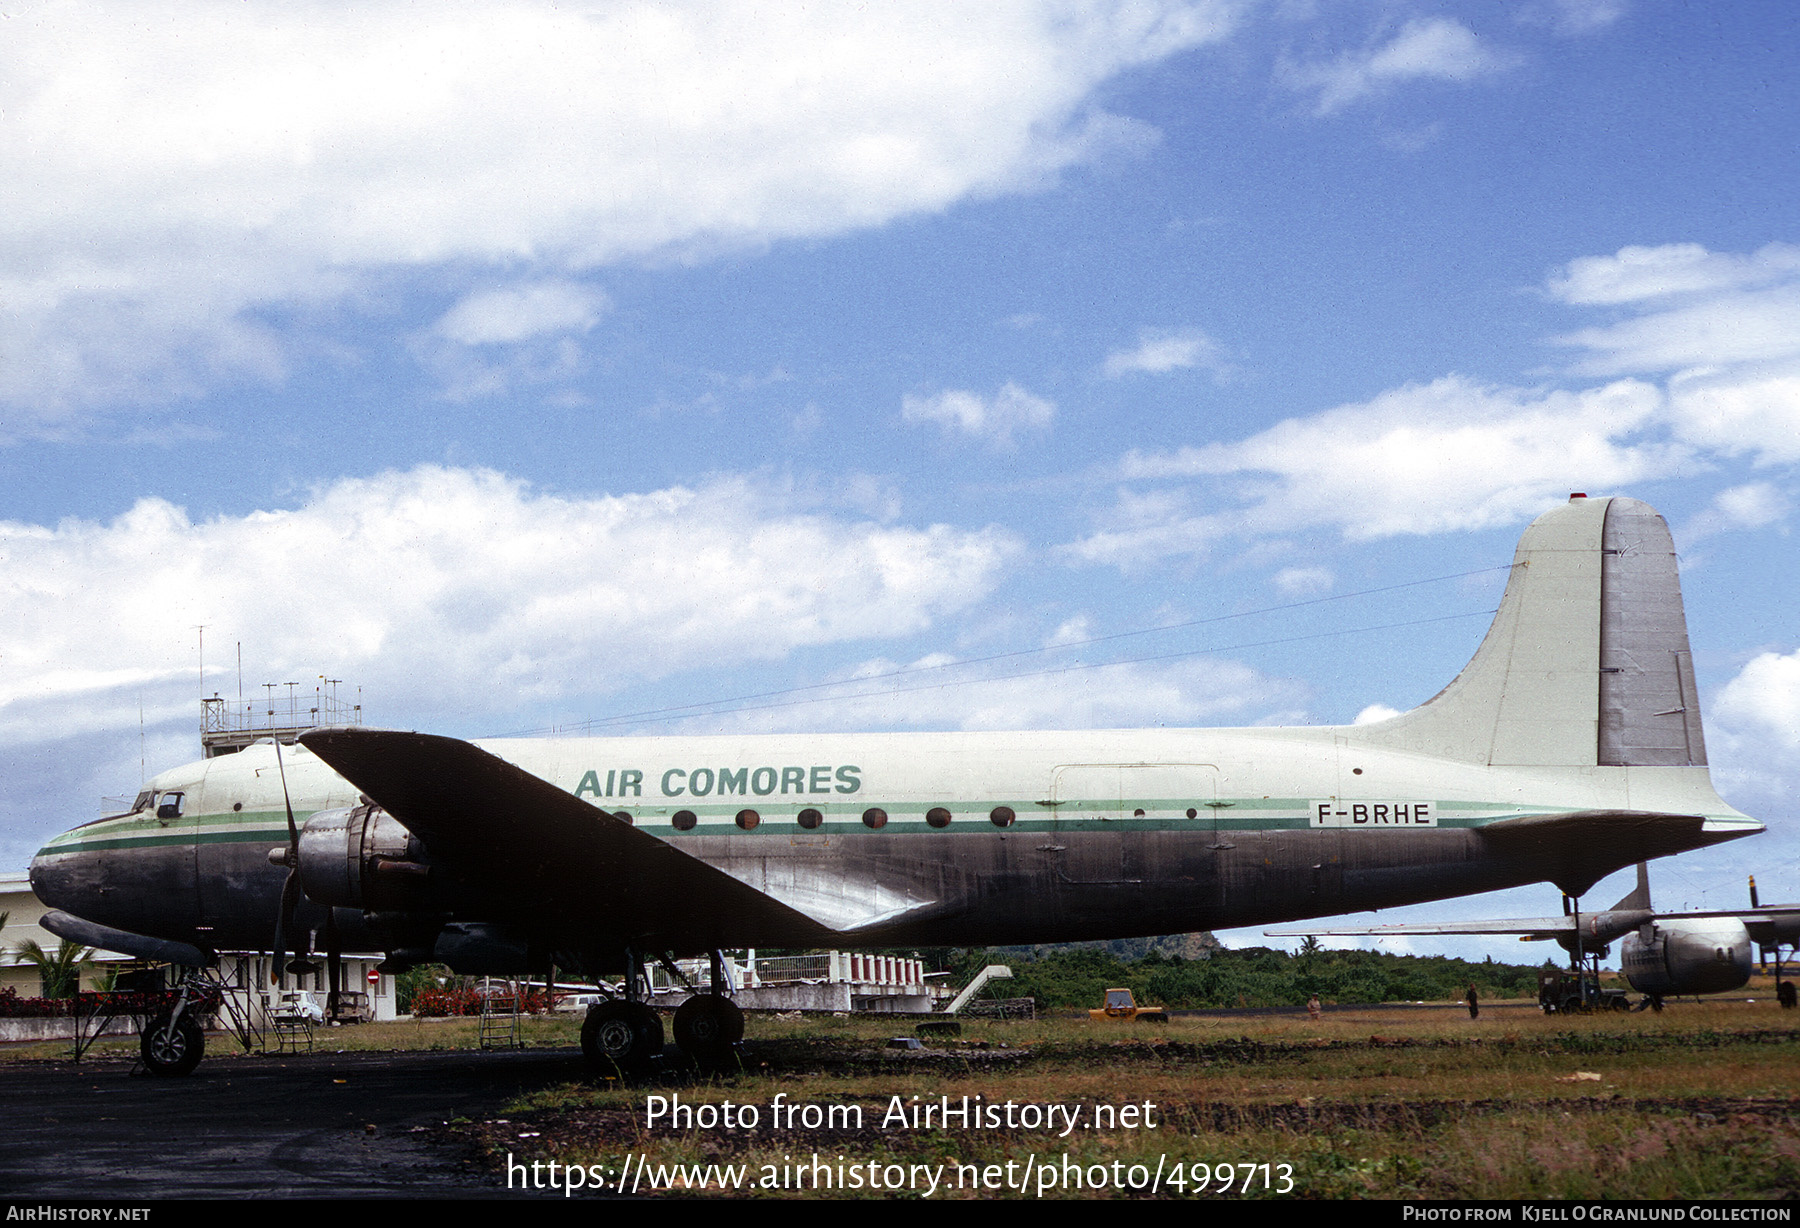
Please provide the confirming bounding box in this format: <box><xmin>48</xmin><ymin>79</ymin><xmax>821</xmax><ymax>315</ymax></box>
<box><xmin>140</xmin><ymin>1006</ymin><xmax>205</xmax><ymax>1077</ymax></box>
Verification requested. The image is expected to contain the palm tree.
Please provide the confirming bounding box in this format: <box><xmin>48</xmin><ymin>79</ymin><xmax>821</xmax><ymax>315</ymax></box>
<box><xmin>16</xmin><ymin>938</ymin><xmax>93</xmax><ymax>999</ymax></box>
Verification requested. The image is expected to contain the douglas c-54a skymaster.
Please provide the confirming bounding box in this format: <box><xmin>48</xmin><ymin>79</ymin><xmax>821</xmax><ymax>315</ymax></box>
<box><xmin>30</xmin><ymin>495</ymin><xmax>1763</xmax><ymax>1074</ymax></box>
<box><xmin>1267</xmin><ymin>863</ymin><xmax>1800</xmax><ymax>1011</ymax></box>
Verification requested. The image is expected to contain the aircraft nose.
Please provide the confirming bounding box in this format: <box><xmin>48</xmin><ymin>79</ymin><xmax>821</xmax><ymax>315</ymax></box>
<box><xmin>28</xmin><ymin>821</ymin><xmax>167</xmax><ymax>935</ymax></box>
<box><xmin>29</xmin><ymin>835</ymin><xmax>91</xmax><ymax>916</ymax></box>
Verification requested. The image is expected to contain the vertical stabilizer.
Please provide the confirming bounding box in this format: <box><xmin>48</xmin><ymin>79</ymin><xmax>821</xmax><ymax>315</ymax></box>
<box><xmin>1354</xmin><ymin>495</ymin><xmax>1707</xmax><ymax>768</ymax></box>
<box><xmin>1610</xmin><ymin>863</ymin><xmax>1653</xmax><ymax>912</ymax></box>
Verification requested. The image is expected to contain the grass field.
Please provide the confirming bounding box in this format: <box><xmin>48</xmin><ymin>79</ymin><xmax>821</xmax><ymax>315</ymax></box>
<box><xmin>473</xmin><ymin>1000</ymin><xmax>1800</xmax><ymax>1199</ymax></box>
<box><xmin>9</xmin><ymin>999</ymin><xmax>1797</xmax><ymax>1198</ymax></box>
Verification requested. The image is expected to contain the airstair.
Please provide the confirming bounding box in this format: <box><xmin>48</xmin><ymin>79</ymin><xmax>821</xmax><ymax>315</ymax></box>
<box><xmin>478</xmin><ymin>978</ymin><xmax>525</xmax><ymax>1050</ymax></box>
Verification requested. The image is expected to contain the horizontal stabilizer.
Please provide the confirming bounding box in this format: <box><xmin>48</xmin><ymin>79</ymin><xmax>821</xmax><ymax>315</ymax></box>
<box><xmin>300</xmin><ymin>727</ymin><xmax>841</xmax><ymax>950</ymax></box>
<box><xmin>1475</xmin><ymin>810</ymin><xmax>1709</xmax><ymax>898</ymax></box>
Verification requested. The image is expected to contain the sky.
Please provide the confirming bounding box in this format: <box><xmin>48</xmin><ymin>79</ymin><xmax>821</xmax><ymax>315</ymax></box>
<box><xmin>3</xmin><ymin>0</ymin><xmax>1798</xmax><ymax>963</ymax></box>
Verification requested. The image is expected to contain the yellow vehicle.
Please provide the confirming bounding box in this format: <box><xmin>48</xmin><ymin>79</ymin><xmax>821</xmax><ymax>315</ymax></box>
<box><xmin>1089</xmin><ymin>987</ymin><xmax>1168</xmax><ymax>1023</ymax></box>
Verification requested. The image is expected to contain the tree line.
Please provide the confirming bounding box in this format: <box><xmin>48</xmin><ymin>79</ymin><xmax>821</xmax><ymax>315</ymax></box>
<box><xmin>940</xmin><ymin>941</ymin><xmax>1550</xmax><ymax>1010</ymax></box>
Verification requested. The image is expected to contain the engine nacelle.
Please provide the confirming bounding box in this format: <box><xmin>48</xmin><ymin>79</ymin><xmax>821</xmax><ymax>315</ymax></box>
<box><xmin>431</xmin><ymin>921</ymin><xmax>535</xmax><ymax>975</ymax></box>
<box><xmin>296</xmin><ymin>802</ymin><xmax>434</xmax><ymax>912</ymax></box>
<box><xmin>1621</xmin><ymin>918</ymin><xmax>1753</xmax><ymax>997</ymax></box>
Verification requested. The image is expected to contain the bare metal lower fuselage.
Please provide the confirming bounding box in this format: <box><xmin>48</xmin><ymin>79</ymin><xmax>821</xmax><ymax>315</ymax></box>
<box><xmin>30</xmin><ymin>808</ymin><xmax>1736</xmax><ymax>967</ymax></box>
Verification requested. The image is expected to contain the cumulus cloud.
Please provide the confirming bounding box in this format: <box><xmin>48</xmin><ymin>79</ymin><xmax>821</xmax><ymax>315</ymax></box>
<box><xmin>700</xmin><ymin>652</ymin><xmax>1307</xmax><ymax>734</ymax></box>
<box><xmin>1067</xmin><ymin>240</ymin><xmax>1800</xmax><ymax>569</ymax></box>
<box><xmin>1543</xmin><ymin>243</ymin><xmax>1800</xmax><ymax>466</ymax></box>
<box><xmin>1273</xmin><ymin>566</ymin><xmax>1334</xmax><ymax>596</ymax></box>
<box><xmin>1683</xmin><ymin>482</ymin><xmax>1791</xmax><ymax>544</ymax></box>
<box><xmin>434</xmin><ymin>282</ymin><xmax>611</xmax><ymax>347</ymax></box>
<box><xmin>902</xmin><ymin>382</ymin><xmax>1056</xmax><ymax>446</ymax></box>
<box><xmin>1282</xmin><ymin>18</ymin><xmax>1514</xmax><ymax>117</ymax></box>
<box><xmin>1711</xmin><ymin>482</ymin><xmax>1790</xmax><ymax>528</ymax></box>
<box><xmin>1555</xmin><ymin>288</ymin><xmax>1800</xmax><ymax>376</ymax></box>
<box><xmin>1070</xmin><ymin>375</ymin><xmax>1680</xmax><ymax>563</ymax></box>
<box><xmin>1667</xmin><ymin>370</ymin><xmax>1800</xmax><ymax>465</ymax></box>
<box><xmin>0</xmin><ymin>466</ymin><xmax>1019</xmax><ymax>746</ymax></box>
<box><xmin>1546</xmin><ymin>242</ymin><xmax>1800</xmax><ymax>306</ymax></box>
<box><xmin>0</xmin><ymin>0</ymin><xmax>1237</xmax><ymax>419</ymax></box>
<box><xmin>413</xmin><ymin>280</ymin><xmax>612</xmax><ymax>399</ymax></box>
<box><xmin>1716</xmin><ymin>652</ymin><xmax>1800</xmax><ymax>752</ymax></box>
<box><xmin>1711</xmin><ymin>650</ymin><xmax>1800</xmax><ymax>802</ymax></box>
<box><xmin>1102</xmin><ymin>326</ymin><xmax>1228</xmax><ymax>377</ymax></box>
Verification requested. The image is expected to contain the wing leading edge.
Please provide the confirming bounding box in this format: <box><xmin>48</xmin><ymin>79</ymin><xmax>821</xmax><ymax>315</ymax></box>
<box><xmin>299</xmin><ymin>727</ymin><xmax>849</xmax><ymax>951</ymax></box>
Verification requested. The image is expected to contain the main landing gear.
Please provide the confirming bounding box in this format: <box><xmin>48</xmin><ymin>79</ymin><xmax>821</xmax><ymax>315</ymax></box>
<box><xmin>580</xmin><ymin>1000</ymin><xmax>663</xmax><ymax>1075</ymax></box>
<box><xmin>673</xmin><ymin>993</ymin><xmax>744</xmax><ymax>1067</ymax></box>
<box><xmin>579</xmin><ymin>948</ymin><xmax>745</xmax><ymax>1075</ymax></box>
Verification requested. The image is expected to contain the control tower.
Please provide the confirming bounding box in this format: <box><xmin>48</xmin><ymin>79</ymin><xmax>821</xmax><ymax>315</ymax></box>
<box><xmin>200</xmin><ymin>678</ymin><xmax>362</xmax><ymax>758</ymax></box>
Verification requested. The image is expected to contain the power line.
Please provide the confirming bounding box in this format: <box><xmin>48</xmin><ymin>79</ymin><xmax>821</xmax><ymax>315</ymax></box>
<box><xmin>497</xmin><ymin>563</ymin><xmax>1511</xmax><ymax>736</ymax></box>
<box><xmin>594</xmin><ymin>608</ymin><xmax>1497</xmax><ymax>727</ymax></box>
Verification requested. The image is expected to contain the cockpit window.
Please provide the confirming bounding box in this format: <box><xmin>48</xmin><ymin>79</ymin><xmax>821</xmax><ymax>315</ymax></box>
<box><xmin>131</xmin><ymin>790</ymin><xmax>154</xmax><ymax>814</ymax></box>
<box><xmin>155</xmin><ymin>791</ymin><xmax>185</xmax><ymax>820</ymax></box>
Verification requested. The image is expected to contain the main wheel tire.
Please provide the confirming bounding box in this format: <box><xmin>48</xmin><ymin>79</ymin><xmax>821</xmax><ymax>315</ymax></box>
<box><xmin>673</xmin><ymin>994</ymin><xmax>743</xmax><ymax>1065</ymax></box>
<box><xmin>630</xmin><ymin>1003</ymin><xmax>665</xmax><ymax>1059</ymax></box>
<box><xmin>581</xmin><ymin>1002</ymin><xmax>663</xmax><ymax>1075</ymax></box>
<box><xmin>140</xmin><ymin>1009</ymin><xmax>204</xmax><ymax>1077</ymax></box>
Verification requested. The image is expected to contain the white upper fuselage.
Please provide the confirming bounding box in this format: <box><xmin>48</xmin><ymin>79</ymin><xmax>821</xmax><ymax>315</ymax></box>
<box><xmin>123</xmin><ymin>722</ymin><xmax>1756</xmax><ymax>841</ymax></box>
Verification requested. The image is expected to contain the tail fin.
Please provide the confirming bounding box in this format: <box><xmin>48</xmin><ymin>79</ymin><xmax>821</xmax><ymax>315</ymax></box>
<box><xmin>1355</xmin><ymin>494</ymin><xmax>1707</xmax><ymax>767</ymax></box>
<box><xmin>1610</xmin><ymin>863</ymin><xmax>1653</xmax><ymax>912</ymax></box>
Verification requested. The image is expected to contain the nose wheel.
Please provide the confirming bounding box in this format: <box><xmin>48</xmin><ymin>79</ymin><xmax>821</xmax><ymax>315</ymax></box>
<box><xmin>140</xmin><ymin>1008</ymin><xmax>205</xmax><ymax>1077</ymax></box>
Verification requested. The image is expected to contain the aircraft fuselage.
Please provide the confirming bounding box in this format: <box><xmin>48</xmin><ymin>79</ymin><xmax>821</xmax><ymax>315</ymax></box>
<box><xmin>31</xmin><ymin>723</ymin><xmax>1756</xmax><ymax>960</ymax></box>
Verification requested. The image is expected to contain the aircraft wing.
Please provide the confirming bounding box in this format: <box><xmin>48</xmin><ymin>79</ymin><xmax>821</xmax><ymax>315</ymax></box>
<box><xmin>1266</xmin><ymin>916</ymin><xmax>1579</xmax><ymax>941</ymax></box>
<box><xmin>299</xmin><ymin>727</ymin><xmax>850</xmax><ymax>950</ymax></box>
<box><xmin>1741</xmin><ymin>912</ymin><xmax>1800</xmax><ymax>946</ymax></box>
<box><xmin>1269</xmin><ymin>905</ymin><xmax>1800</xmax><ymax>945</ymax></box>
<box><xmin>1623</xmin><ymin>905</ymin><xmax>1800</xmax><ymax>947</ymax></box>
